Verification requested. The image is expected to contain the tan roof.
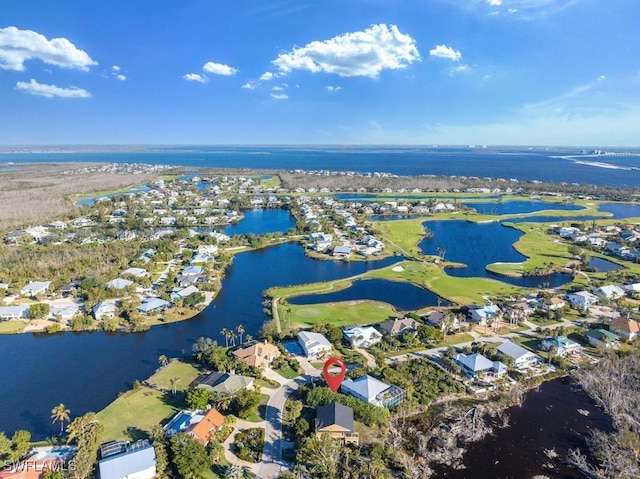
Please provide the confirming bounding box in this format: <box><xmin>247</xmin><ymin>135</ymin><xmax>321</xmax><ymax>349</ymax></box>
<box><xmin>189</xmin><ymin>408</ymin><xmax>225</xmax><ymax>445</ymax></box>
<box><xmin>611</xmin><ymin>317</ymin><xmax>640</xmax><ymax>334</ymax></box>
<box><xmin>233</xmin><ymin>342</ymin><xmax>280</xmax><ymax>368</ymax></box>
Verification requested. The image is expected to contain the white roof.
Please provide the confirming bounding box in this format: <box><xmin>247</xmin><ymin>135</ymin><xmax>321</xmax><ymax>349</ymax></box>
<box><xmin>498</xmin><ymin>340</ymin><xmax>537</xmax><ymax>361</ymax></box>
<box><xmin>298</xmin><ymin>331</ymin><xmax>331</xmax><ymax>349</ymax></box>
<box><xmin>121</xmin><ymin>267</ymin><xmax>147</xmax><ymax>277</ymax></box>
<box><xmin>453</xmin><ymin>353</ymin><xmax>493</xmax><ymax>373</ymax></box>
<box><xmin>106</xmin><ymin>278</ymin><xmax>133</xmax><ymax>289</ymax></box>
<box><xmin>344</xmin><ymin>326</ymin><xmax>381</xmax><ymax>342</ymax></box>
<box><xmin>595</xmin><ymin>285</ymin><xmax>625</xmax><ymax>297</ymax></box>
<box><xmin>341</xmin><ymin>375</ymin><xmax>390</xmax><ymax>401</ymax></box>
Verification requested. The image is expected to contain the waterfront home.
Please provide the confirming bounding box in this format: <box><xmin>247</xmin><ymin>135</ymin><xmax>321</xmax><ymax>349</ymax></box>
<box><xmin>340</xmin><ymin>374</ymin><xmax>405</xmax><ymax>408</ymax></box>
<box><xmin>467</xmin><ymin>304</ymin><xmax>500</xmax><ymax>325</ymax></box>
<box><xmin>556</xmin><ymin>226</ymin><xmax>581</xmax><ymax>238</ymax></box>
<box><xmin>105</xmin><ymin>278</ymin><xmax>133</xmax><ymax>290</ymax></box>
<box><xmin>315</xmin><ymin>402</ymin><xmax>359</xmax><ymax>446</ymax></box>
<box><xmin>0</xmin><ymin>305</ymin><xmax>30</xmax><ymax>320</ymax></box>
<box><xmin>51</xmin><ymin>305</ymin><xmax>80</xmax><ymax>321</ymax></box>
<box><xmin>343</xmin><ymin>326</ymin><xmax>382</xmax><ymax>349</ymax></box>
<box><xmin>0</xmin><ymin>445</ymin><xmax>76</xmax><ymax>479</ymax></box>
<box><xmin>541</xmin><ymin>336</ymin><xmax>582</xmax><ymax>356</ymax></box>
<box><xmin>164</xmin><ymin>408</ymin><xmax>225</xmax><ymax>445</ymax></box>
<box><xmin>181</xmin><ymin>265</ymin><xmax>204</xmax><ymax>276</ymax></box>
<box><xmin>176</xmin><ymin>273</ymin><xmax>207</xmax><ymax>288</ymax></box>
<box><xmin>298</xmin><ymin>331</ymin><xmax>332</xmax><ymax>358</ymax></box>
<box><xmin>21</xmin><ymin>281</ymin><xmax>51</xmax><ymax>297</ymax></box>
<box><xmin>541</xmin><ymin>297</ymin><xmax>566</xmax><ymax>311</ymax></box>
<box><xmin>623</xmin><ymin>283</ymin><xmax>640</xmax><ymax>294</ymax></box>
<box><xmin>72</xmin><ymin>217</ymin><xmax>92</xmax><ymax>227</ymax></box>
<box><xmin>137</xmin><ymin>297</ymin><xmax>171</xmax><ymax>315</ymax></box>
<box><xmin>233</xmin><ymin>341</ymin><xmax>281</xmax><ymax>369</ymax></box>
<box><xmin>98</xmin><ymin>440</ymin><xmax>156</xmax><ymax>479</ymax></box>
<box><xmin>453</xmin><ymin>353</ymin><xmax>507</xmax><ymax>379</ymax></box>
<box><xmin>422</xmin><ymin>311</ymin><xmax>461</xmax><ymax>332</ymax></box>
<box><xmin>609</xmin><ymin>316</ymin><xmax>640</xmax><ymax>341</ymax></box>
<box><xmin>379</xmin><ymin>317</ymin><xmax>421</xmax><ymax>336</ymax></box>
<box><xmin>565</xmin><ymin>291</ymin><xmax>598</xmax><ymax>310</ymax></box>
<box><xmin>497</xmin><ymin>340</ymin><xmax>541</xmax><ymax>369</ymax></box>
<box><xmin>593</xmin><ymin>285</ymin><xmax>625</xmax><ymax>300</ymax></box>
<box><xmin>585</xmin><ymin>329</ymin><xmax>621</xmax><ymax>349</ymax></box>
<box><xmin>197</xmin><ymin>371</ymin><xmax>255</xmax><ymax>395</ymax></box>
<box><xmin>170</xmin><ymin>285</ymin><xmax>200</xmax><ymax>300</ymax></box>
<box><xmin>332</xmin><ymin>244</ymin><xmax>352</xmax><ymax>258</ymax></box>
<box><xmin>93</xmin><ymin>301</ymin><xmax>117</xmax><ymax>320</ymax></box>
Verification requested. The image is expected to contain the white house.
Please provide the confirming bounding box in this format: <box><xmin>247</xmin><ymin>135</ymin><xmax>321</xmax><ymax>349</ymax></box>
<box><xmin>343</xmin><ymin>326</ymin><xmax>382</xmax><ymax>349</ymax></box>
<box><xmin>93</xmin><ymin>301</ymin><xmax>117</xmax><ymax>320</ymax></box>
<box><xmin>105</xmin><ymin>278</ymin><xmax>133</xmax><ymax>290</ymax></box>
<box><xmin>468</xmin><ymin>304</ymin><xmax>500</xmax><ymax>324</ymax></box>
<box><xmin>565</xmin><ymin>291</ymin><xmax>598</xmax><ymax>310</ymax></box>
<box><xmin>21</xmin><ymin>281</ymin><xmax>52</xmax><ymax>297</ymax></box>
<box><xmin>0</xmin><ymin>305</ymin><xmax>30</xmax><ymax>320</ymax></box>
<box><xmin>98</xmin><ymin>440</ymin><xmax>156</xmax><ymax>479</ymax></box>
<box><xmin>121</xmin><ymin>267</ymin><xmax>147</xmax><ymax>278</ymax></box>
<box><xmin>297</xmin><ymin>331</ymin><xmax>332</xmax><ymax>358</ymax></box>
<box><xmin>497</xmin><ymin>340</ymin><xmax>541</xmax><ymax>369</ymax></box>
<box><xmin>594</xmin><ymin>285</ymin><xmax>625</xmax><ymax>300</ymax></box>
<box><xmin>340</xmin><ymin>375</ymin><xmax>405</xmax><ymax>408</ymax></box>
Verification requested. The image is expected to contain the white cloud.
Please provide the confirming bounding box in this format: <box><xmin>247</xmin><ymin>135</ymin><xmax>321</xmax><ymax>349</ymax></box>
<box><xmin>486</xmin><ymin>0</ymin><xmax>502</xmax><ymax>5</ymax></box>
<box><xmin>327</xmin><ymin>86</ymin><xmax>343</xmax><ymax>92</ymax></box>
<box><xmin>260</xmin><ymin>71</ymin><xmax>275</xmax><ymax>81</ymax></box>
<box><xmin>272</xmin><ymin>85</ymin><xmax>284</xmax><ymax>91</ymax></box>
<box><xmin>242</xmin><ymin>82</ymin><xmax>256</xmax><ymax>90</ymax></box>
<box><xmin>0</xmin><ymin>26</ymin><xmax>97</xmax><ymax>71</ymax></box>
<box><xmin>271</xmin><ymin>93</ymin><xmax>288</xmax><ymax>100</ymax></box>
<box><xmin>202</xmin><ymin>61</ymin><xmax>238</xmax><ymax>76</ymax></box>
<box><xmin>271</xmin><ymin>23</ymin><xmax>420</xmax><ymax>78</ymax></box>
<box><xmin>111</xmin><ymin>65</ymin><xmax>121</xmax><ymax>72</ymax></box>
<box><xmin>183</xmin><ymin>73</ymin><xmax>208</xmax><ymax>83</ymax></box>
<box><xmin>115</xmin><ymin>74</ymin><xmax>127</xmax><ymax>81</ymax></box>
<box><xmin>15</xmin><ymin>78</ymin><xmax>91</xmax><ymax>98</ymax></box>
<box><xmin>524</xmin><ymin>76</ymin><xmax>606</xmax><ymax>111</ymax></box>
<box><xmin>450</xmin><ymin>64</ymin><xmax>470</xmax><ymax>75</ymax></box>
<box><xmin>429</xmin><ymin>44</ymin><xmax>462</xmax><ymax>62</ymax></box>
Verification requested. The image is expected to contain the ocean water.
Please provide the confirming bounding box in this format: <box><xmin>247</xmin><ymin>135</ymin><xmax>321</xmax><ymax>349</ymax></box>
<box><xmin>2</xmin><ymin>146</ymin><xmax>640</xmax><ymax>187</ymax></box>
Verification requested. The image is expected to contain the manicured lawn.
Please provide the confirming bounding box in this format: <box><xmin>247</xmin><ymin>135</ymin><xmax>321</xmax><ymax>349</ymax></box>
<box><xmin>374</xmin><ymin>218</ymin><xmax>427</xmax><ymax>257</ymax></box>
<box><xmin>0</xmin><ymin>320</ymin><xmax>26</xmax><ymax>334</ymax></box>
<box><xmin>255</xmin><ymin>378</ymin><xmax>280</xmax><ymax>389</ymax></box>
<box><xmin>147</xmin><ymin>360</ymin><xmax>200</xmax><ymax>392</ymax></box>
<box><xmin>245</xmin><ymin>394</ymin><xmax>270</xmax><ymax>423</ymax></box>
<box><xmin>97</xmin><ymin>386</ymin><xmax>179</xmax><ymax>441</ymax></box>
<box><xmin>528</xmin><ymin>316</ymin><xmax>563</xmax><ymax>327</ymax></box>
<box><xmin>273</xmin><ymin>365</ymin><xmax>300</xmax><ymax>380</ymax></box>
<box><xmin>439</xmin><ymin>333</ymin><xmax>475</xmax><ymax>346</ymax></box>
<box><xmin>287</xmin><ymin>300</ymin><xmax>396</xmax><ymax>328</ymax></box>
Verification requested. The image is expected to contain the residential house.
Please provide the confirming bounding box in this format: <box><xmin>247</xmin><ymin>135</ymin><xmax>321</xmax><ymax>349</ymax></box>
<box><xmin>541</xmin><ymin>336</ymin><xmax>582</xmax><ymax>356</ymax></box>
<box><xmin>163</xmin><ymin>408</ymin><xmax>225</xmax><ymax>445</ymax></box>
<box><xmin>379</xmin><ymin>317</ymin><xmax>421</xmax><ymax>336</ymax></box>
<box><xmin>105</xmin><ymin>278</ymin><xmax>133</xmax><ymax>290</ymax></box>
<box><xmin>594</xmin><ymin>285</ymin><xmax>626</xmax><ymax>300</ymax></box>
<box><xmin>343</xmin><ymin>326</ymin><xmax>382</xmax><ymax>348</ymax></box>
<box><xmin>0</xmin><ymin>445</ymin><xmax>76</xmax><ymax>479</ymax></box>
<box><xmin>21</xmin><ymin>281</ymin><xmax>51</xmax><ymax>297</ymax></box>
<box><xmin>0</xmin><ymin>305</ymin><xmax>30</xmax><ymax>320</ymax></box>
<box><xmin>340</xmin><ymin>374</ymin><xmax>405</xmax><ymax>408</ymax></box>
<box><xmin>609</xmin><ymin>316</ymin><xmax>640</xmax><ymax>341</ymax></box>
<box><xmin>233</xmin><ymin>341</ymin><xmax>281</xmax><ymax>369</ymax></box>
<box><xmin>98</xmin><ymin>440</ymin><xmax>156</xmax><ymax>479</ymax></box>
<box><xmin>197</xmin><ymin>371</ymin><xmax>255</xmax><ymax>395</ymax></box>
<box><xmin>497</xmin><ymin>340</ymin><xmax>541</xmax><ymax>369</ymax></box>
<box><xmin>468</xmin><ymin>304</ymin><xmax>500</xmax><ymax>325</ymax></box>
<box><xmin>332</xmin><ymin>245</ymin><xmax>352</xmax><ymax>258</ymax></box>
<box><xmin>120</xmin><ymin>267</ymin><xmax>147</xmax><ymax>278</ymax></box>
<box><xmin>565</xmin><ymin>291</ymin><xmax>598</xmax><ymax>310</ymax></box>
<box><xmin>181</xmin><ymin>265</ymin><xmax>204</xmax><ymax>276</ymax></box>
<box><xmin>170</xmin><ymin>285</ymin><xmax>200</xmax><ymax>301</ymax></box>
<box><xmin>315</xmin><ymin>402</ymin><xmax>359</xmax><ymax>445</ymax></box>
<box><xmin>137</xmin><ymin>298</ymin><xmax>171</xmax><ymax>315</ymax></box>
<box><xmin>93</xmin><ymin>301</ymin><xmax>117</xmax><ymax>320</ymax></box>
<box><xmin>623</xmin><ymin>283</ymin><xmax>640</xmax><ymax>294</ymax></box>
<box><xmin>542</xmin><ymin>297</ymin><xmax>566</xmax><ymax>311</ymax></box>
<box><xmin>298</xmin><ymin>331</ymin><xmax>332</xmax><ymax>358</ymax></box>
<box><xmin>51</xmin><ymin>305</ymin><xmax>80</xmax><ymax>321</ymax></box>
<box><xmin>422</xmin><ymin>311</ymin><xmax>460</xmax><ymax>332</ymax></box>
<box><xmin>453</xmin><ymin>353</ymin><xmax>507</xmax><ymax>379</ymax></box>
<box><xmin>585</xmin><ymin>329</ymin><xmax>620</xmax><ymax>349</ymax></box>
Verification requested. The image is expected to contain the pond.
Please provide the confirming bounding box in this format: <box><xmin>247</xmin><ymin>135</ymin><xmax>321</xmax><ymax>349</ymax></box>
<box><xmin>598</xmin><ymin>202</ymin><xmax>640</xmax><ymax>219</ymax></box>
<box><xmin>587</xmin><ymin>256</ymin><xmax>623</xmax><ymax>272</ymax></box>
<box><xmin>432</xmin><ymin>379</ymin><xmax>611</xmax><ymax>479</ymax></box>
<box><xmin>221</xmin><ymin>209</ymin><xmax>295</xmax><ymax>236</ymax></box>
<box><xmin>289</xmin><ymin>278</ymin><xmax>448</xmax><ymax>311</ymax></box>
<box><xmin>463</xmin><ymin>200</ymin><xmax>584</xmax><ymax>215</ymax></box>
<box><xmin>0</xmin><ymin>242</ymin><xmax>399</xmax><ymax>438</ymax></box>
<box><xmin>419</xmin><ymin>220</ymin><xmax>573</xmax><ymax>288</ymax></box>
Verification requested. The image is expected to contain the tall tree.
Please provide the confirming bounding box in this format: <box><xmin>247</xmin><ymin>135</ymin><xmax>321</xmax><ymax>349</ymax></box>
<box><xmin>51</xmin><ymin>403</ymin><xmax>71</xmax><ymax>436</ymax></box>
<box><xmin>158</xmin><ymin>355</ymin><xmax>168</xmax><ymax>367</ymax></box>
<box><xmin>236</xmin><ymin>324</ymin><xmax>245</xmax><ymax>345</ymax></box>
<box><xmin>66</xmin><ymin>412</ymin><xmax>104</xmax><ymax>479</ymax></box>
<box><xmin>169</xmin><ymin>433</ymin><xmax>208</xmax><ymax>479</ymax></box>
<box><xmin>221</xmin><ymin>328</ymin><xmax>230</xmax><ymax>347</ymax></box>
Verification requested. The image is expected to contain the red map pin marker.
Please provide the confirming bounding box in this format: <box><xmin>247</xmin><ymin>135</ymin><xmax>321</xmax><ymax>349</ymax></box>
<box><xmin>322</xmin><ymin>357</ymin><xmax>346</xmax><ymax>393</ymax></box>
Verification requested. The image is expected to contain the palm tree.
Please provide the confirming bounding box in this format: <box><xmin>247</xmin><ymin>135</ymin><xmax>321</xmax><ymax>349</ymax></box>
<box><xmin>236</xmin><ymin>324</ymin><xmax>245</xmax><ymax>345</ymax></box>
<box><xmin>437</xmin><ymin>246</ymin><xmax>446</xmax><ymax>261</ymax></box>
<box><xmin>169</xmin><ymin>377</ymin><xmax>180</xmax><ymax>395</ymax></box>
<box><xmin>51</xmin><ymin>403</ymin><xmax>70</xmax><ymax>436</ymax></box>
<box><xmin>245</xmin><ymin>334</ymin><xmax>253</xmax><ymax>344</ymax></box>
<box><xmin>229</xmin><ymin>331</ymin><xmax>237</xmax><ymax>347</ymax></box>
<box><xmin>225</xmin><ymin>463</ymin><xmax>246</xmax><ymax>479</ymax></box>
<box><xmin>158</xmin><ymin>355</ymin><xmax>168</xmax><ymax>367</ymax></box>
<box><xmin>221</xmin><ymin>328</ymin><xmax>230</xmax><ymax>347</ymax></box>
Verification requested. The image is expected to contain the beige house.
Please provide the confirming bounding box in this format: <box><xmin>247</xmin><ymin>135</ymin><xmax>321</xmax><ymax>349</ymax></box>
<box><xmin>233</xmin><ymin>341</ymin><xmax>281</xmax><ymax>369</ymax></box>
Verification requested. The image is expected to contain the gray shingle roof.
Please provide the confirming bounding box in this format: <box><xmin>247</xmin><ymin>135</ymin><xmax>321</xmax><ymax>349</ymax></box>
<box><xmin>316</xmin><ymin>402</ymin><xmax>354</xmax><ymax>432</ymax></box>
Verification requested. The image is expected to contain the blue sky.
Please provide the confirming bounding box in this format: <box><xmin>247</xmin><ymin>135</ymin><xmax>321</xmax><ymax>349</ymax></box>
<box><xmin>1</xmin><ymin>0</ymin><xmax>638</xmax><ymax>146</ymax></box>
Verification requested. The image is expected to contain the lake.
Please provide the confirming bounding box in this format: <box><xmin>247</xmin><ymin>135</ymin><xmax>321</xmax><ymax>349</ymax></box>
<box><xmin>432</xmin><ymin>379</ymin><xmax>611</xmax><ymax>479</ymax></box>
<box><xmin>0</xmin><ymin>242</ymin><xmax>399</xmax><ymax>438</ymax></box>
<box><xmin>587</xmin><ymin>256</ymin><xmax>623</xmax><ymax>272</ymax></box>
<box><xmin>419</xmin><ymin>220</ymin><xmax>573</xmax><ymax>288</ymax></box>
<box><xmin>221</xmin><ymin>209</ymin><xmax>295</xmax><ymax>236</ymax></box>
<box><xmin>598</xmin><ymin>202</ymin><xmax>640</xmax><ymax>219</ymax></box>
<box><xmin>289</xmin><ymin>278</ymin><xmax>448</xmax><ymax>311</ymax></box>
<box><xmin>463</xmin><ymin>201</ymin><xmax>584</xmax><ymax>215</ymax></box>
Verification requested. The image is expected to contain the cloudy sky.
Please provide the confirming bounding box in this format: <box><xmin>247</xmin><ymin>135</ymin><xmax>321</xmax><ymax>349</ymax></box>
<box><xmin>1</xmin><ymin>0</ymin><xmax>638</xmax><ymax>145</ymax></box>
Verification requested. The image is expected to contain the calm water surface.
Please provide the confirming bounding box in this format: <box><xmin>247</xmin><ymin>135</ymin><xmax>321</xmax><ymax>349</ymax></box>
<box><xmin>463</xmin><ymin>201</ymin><xmax>584</xmax><ymax>215</ymax></box>
<box><xmin>289</xmin><ymin>278</ymin><xmax>448</xmax><ymax>310</ymax></box>
<box><xmin>598</xmin><ymin>203</ymin><xmax>640</xmax><ymax>218</ymax></box>
<box><xmin>0</xmin><ymin>243</ymin><xmax>398</xmax><ymax>438</ymax></box>
<box><xmin>587</xmin><ymin>256</ymin><xmax>623</xmax><ymax>272</ymax></box>
<box><xmin>221</xmin><ymin>209</ymin><xmax>295</xmax><ymax>236</ymax></box>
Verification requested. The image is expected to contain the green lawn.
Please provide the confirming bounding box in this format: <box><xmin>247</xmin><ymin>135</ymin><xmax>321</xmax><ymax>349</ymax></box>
<box><xmin>273</xmin><ymin>365</ymin><xmax>300</xmax><ymax>380</ymax></box>
<box><xmin>245</xmin><ymin>393</ymin><xmax>270</xmax><ymax>423</ymax></box>
<box><xmin>286</xmin><ymin>300</ymin><xmax>397</xmax><ymax>329</ymax></box>
<box><xmin>147</xmin><ymin>360</ymin><xmax>200</xmax><ymax>391</ymax></box>
<box><xmin>0</xmin><ymin>320</ymin><xmax>26</xmax><ymax>334</ymax></box>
